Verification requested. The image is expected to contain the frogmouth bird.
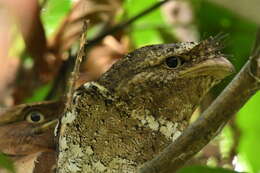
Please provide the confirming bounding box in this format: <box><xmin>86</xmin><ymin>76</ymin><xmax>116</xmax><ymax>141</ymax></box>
<box><xmin>0</xmin><ymin>100</ymin><xmax>63</xmax><ymax>173</ymax></box>
<box><xmin>57</xmin><ymin>36</ymin><xmax>235</xmax><ymax>173</ymax></box>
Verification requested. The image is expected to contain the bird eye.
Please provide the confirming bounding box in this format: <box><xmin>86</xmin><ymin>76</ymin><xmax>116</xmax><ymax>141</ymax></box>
<box><xmin>26</xmin><ymin>111</ymin><xmax>45</xmax><ymax>123</ymax></box>
<box><xmin>165</xmin><ymin>56</ymin><xmax>183</xmax><ymax>68</ymax></box>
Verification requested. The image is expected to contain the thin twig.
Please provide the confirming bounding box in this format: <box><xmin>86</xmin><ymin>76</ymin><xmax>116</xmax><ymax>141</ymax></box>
<box><xmin>139</xmin><ymin>29</ymin><xmax>260</xmax><ymax>173</ymax></box>
<box><xmin>87</xmin><ymin>0</ymin><xmax>170</xmax><ymax>46</ymax></box>
<box><xmin>65</xmin><ymin>21</ymin><xmax>88</xmax><ymax>109</ymax></box>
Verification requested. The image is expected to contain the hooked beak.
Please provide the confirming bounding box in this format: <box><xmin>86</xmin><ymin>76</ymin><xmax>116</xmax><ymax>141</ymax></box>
<box><xmin>179</xmin><ymin>57</ymin><xmax>235</xmax><ymax>79</ymax></box>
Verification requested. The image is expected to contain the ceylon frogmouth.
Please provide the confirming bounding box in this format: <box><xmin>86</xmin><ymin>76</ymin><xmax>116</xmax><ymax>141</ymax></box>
<box><xmin>0</xmin><ymin>101</ymin><xmax>63</xmax><ymax>173</ymax></box>
<box><xmin>57</xmin><ymin>36</ymin><xmax>235</xmax><ymax>172</ymax></box>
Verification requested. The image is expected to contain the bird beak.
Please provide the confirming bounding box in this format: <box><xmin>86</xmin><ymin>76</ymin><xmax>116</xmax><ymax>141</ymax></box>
<box><xmin>33</xmin><ymin>119</ymin><xmax>59</xmax><ymax>134</ymax></box>
<box><xmin>179</xmin><ymin>57</ymin><xmax>235</xmax><ymax>79</ymax></box>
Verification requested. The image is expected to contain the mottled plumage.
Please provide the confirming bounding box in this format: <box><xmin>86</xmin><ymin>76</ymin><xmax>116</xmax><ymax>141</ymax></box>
<box><xmin>57</xmin><ymin>36</ymin><xmax>234</xmax><ymax>173</ymax></box>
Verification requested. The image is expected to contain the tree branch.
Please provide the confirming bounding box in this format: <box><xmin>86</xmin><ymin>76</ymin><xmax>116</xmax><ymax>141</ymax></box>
<box><xmin>65</xmin><ymin>21</ymin><xmax>88</xmax><ymax>109</ymax></box>
<box><xmin>139</xmin><ymin>28</ymin><xmax>260</xmax><ymax>173</ymax></box>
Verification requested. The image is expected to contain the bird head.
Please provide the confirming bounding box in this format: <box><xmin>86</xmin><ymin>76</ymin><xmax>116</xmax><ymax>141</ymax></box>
<box><xmin>0</xmin><ymin>101</ymin><xmax>63</xmax><ymax>156</ymax></box>
<box><xmin>97</xmin><ymin>35</ymin><xmax>234</xmax><ymax>122</ymax></box>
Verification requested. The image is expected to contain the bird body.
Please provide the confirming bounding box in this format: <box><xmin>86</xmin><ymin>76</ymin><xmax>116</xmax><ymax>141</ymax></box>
<box><xmin>57</xmin><ymin>36</ymin><xmax>234</xmax><ymax>172</ymax></box>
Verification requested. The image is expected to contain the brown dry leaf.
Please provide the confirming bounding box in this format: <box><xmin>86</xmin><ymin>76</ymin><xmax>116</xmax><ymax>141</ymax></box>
<box><xmin>1</xmin><ymin>0</ymin><xmax>48</xmax><ymax>72</ymax></box>
<box><xmin>8</xmin><ymin>0</ymin><xmax>122</xmax><ymax>102</ymax></box>
<box><xmin>1</xmin><ymin>0</ymin><xmax>124</xmax><ymax>103</ymax></box>
<box><xmin>77</xmin><ymin>35</ymin><xmax>129</xmax><ymax>87</ymax></box>
<box><xmin>42</xmin><ymin>0</ymin><xmax>124</xmax><ymax>92</ymax></box>
<box><xmin>0</xmin><ymin>0</ymin><xmax>51</xmax><ymax>103</ymax></box>
<box><xmin>49</xmin><ymin>0</ymin><xmax>123</xmax><ymax>58</ymax></box>
<box><xmin>47</xmin><ymin>0</ymin><xmax>125</xmax><ymax>90</ymax></box>
<box><xmin>0</xmin><ymin>8</ymin><xmax>20</xmax><ymax>106</ymax></box>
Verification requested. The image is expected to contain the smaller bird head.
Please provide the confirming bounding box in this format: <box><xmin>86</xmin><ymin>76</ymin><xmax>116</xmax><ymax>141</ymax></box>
<box><xmin>0</xmin><ymin>100</ymin><xmax>64</xmax><ymax>156</ymax></box>
<box><xmin>97</xmin><ymin>35</ymin><xmax>234</xmax><ymax>122</ymax></box>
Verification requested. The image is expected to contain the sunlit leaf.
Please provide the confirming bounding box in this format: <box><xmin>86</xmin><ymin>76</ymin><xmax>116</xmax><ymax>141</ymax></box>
<box><xmin>25</xmin><ymin>83</ymin><xmax>52</xmax><ymax>103</ymax></box>
<box><xmin>177</xmin><ymin>165</ymin><xmax>241</xmax><ymax>173</ymax></box>
<box><xmin>220</xmin><ymin>126</ymin><xmax>234</xmax><ymax>158</ymax></box>
<box><xmin>41</xmin><ymin>0</ymin><xmax>72</xmax><ymax>36</ymax></box>
<box><xmin>237</xmin><ymin>92</ymin><xmax>260</xmax><ymax>173</ymax></box>
<box><xmin>124</xmin><ymin>0</ymin><xmax>166</xmax><ymax>47</ymax></box>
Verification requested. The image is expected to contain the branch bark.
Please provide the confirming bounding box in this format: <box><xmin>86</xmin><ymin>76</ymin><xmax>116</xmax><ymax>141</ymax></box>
<box><xmin>139</xmin><ymin>28</ymin><xmax>260</xmax><ymax>173</ymax></box>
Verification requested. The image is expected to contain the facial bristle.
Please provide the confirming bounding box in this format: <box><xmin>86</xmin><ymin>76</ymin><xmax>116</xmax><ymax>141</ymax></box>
<box><xmin>185</xmin><ymin>34</ymin><xmax>229</xmax><ymax>58</ymax></box>
<box><xmin>208</xmin><ymin>33</ymin><xmax>229</xmax><ymax>50</ymax></box>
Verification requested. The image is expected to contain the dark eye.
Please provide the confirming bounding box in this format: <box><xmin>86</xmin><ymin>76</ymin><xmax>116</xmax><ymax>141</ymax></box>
<box><xmin>26</xmin><ymin>111</ymin><xmax>45</xmax><ymax>123</ymax></box>
<box><xmin>165</xmin><ymin>56</ymin><xmax>183</xmax><ymax>68</ymax></box>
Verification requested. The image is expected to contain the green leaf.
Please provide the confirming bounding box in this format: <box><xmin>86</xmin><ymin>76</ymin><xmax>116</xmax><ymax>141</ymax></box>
<box><xmin>41</xmin><ymin>0</ymin><xmax>72</xmax><ymax>36</ymax></box>
<box><xmin>220</xmin><ymin>126</ymin><xmax>234</xmax><ymax>158</ymax></box>
<box><xmin>192</xmin><ymin>0</ymin><xmax>257</xmax><ymax>96</ymax></box>
<box><xmin>124</xmin><ymin>0</ymin><xmax>166</xmax><ymax>47</ymax></box>
<box><xmin>0</xmin><ymin>153</ymin><xmax>15</xmax><ymax>173</ymax></box>
<box><xmin>177</xmin><ymin>165</ymin><xmax>241</xmax><ymax>173</ymax></box>
<box><xmin>237</xmin><ymin>92</ymin><xmax>260</xmax><ymax>173</ymax></box>
<box><xmin>25</xmin><ymin>83</ymin><xmax>52</xmax><ymax>103</ymax></box>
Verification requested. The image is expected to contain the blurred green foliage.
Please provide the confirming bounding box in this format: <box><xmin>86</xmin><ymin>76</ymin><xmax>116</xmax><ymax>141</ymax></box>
<box><xmin>192</xmin><ymin>0</ymin><xmax>257</xmax><ymax>95</ymax></box>
<box><xmin>193</xmin><ymin>1</ymin><xmax>257</xmax><ymax>70</ymax></box>
<box><xmin>124</xmin><ymin>0</ymin><xmax>166</xmax><ymax>47</ymax></box>
<box><xmin>220</xmin><ymin>126</ymin><xmax>234</xmax><ymax>159</ymax></box>
<box><xmin>177</xmin><ymin>165</ymin><xmax>240</xmax><ymax>173</ymax></box>
<box><xmin>0</xmin><ymin>153</ymin><xmax>15</xmax><ymax>173</ymax></box>
<box><xmin>237</xmin><ymin>92</ymin><xmax>260</xmax><ymax>173</ymax></box>
<box><xmin>41</xmin><ymin>0</ymin><xmax>72</xmax><ymax>36</ymax></box>
<box><xmin>25</xmin><ymin>83</ymin><xmax>52</xmax><ymax>103</ymax></box>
